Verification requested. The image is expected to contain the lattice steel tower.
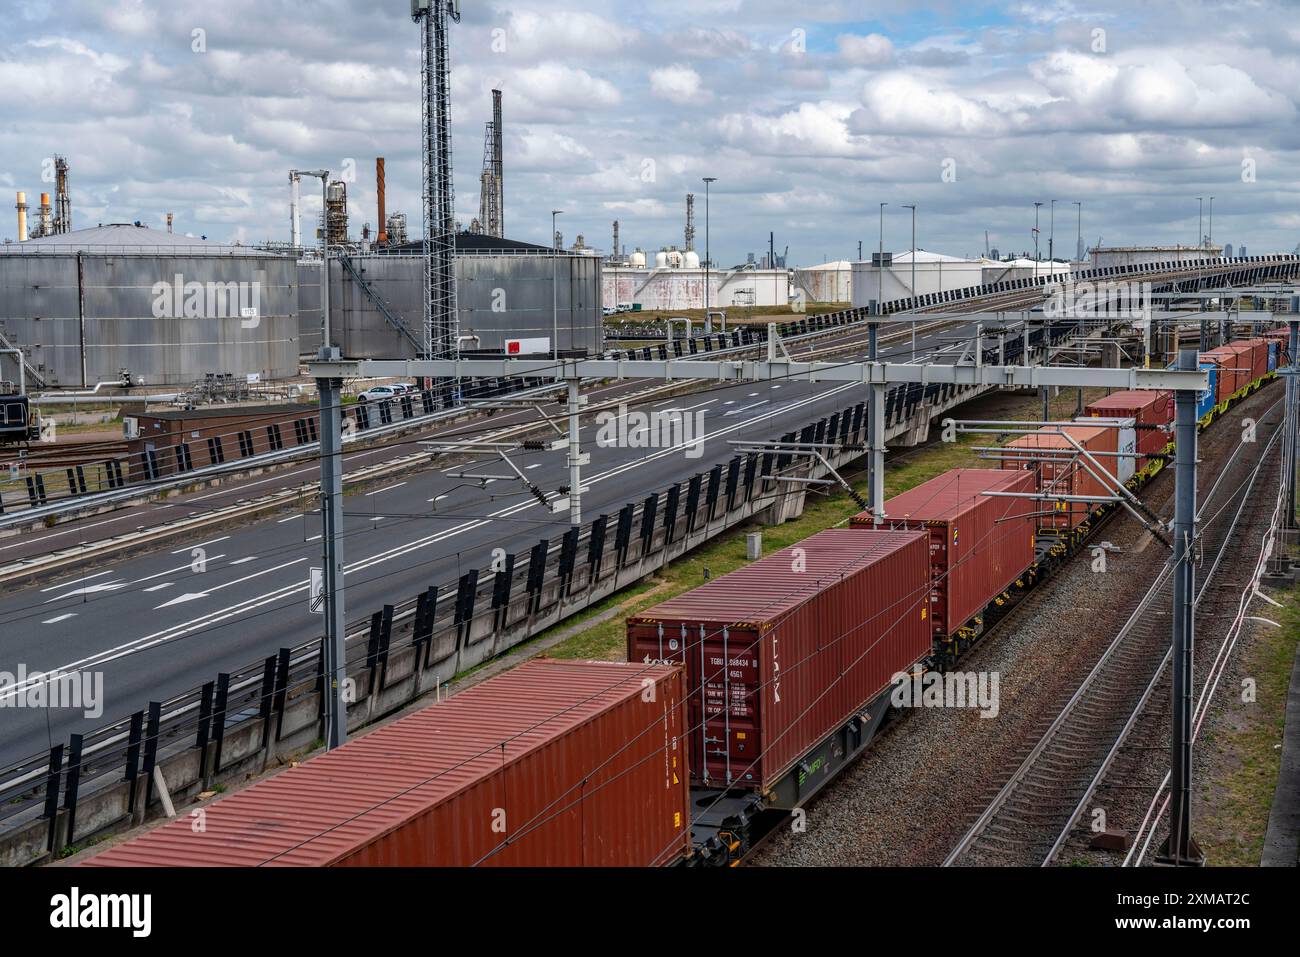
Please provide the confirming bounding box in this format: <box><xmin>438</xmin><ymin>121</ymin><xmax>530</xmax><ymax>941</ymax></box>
<box><xmin>412</xmin><ymin>0</ymin><xmax>460</xmax><ymax>360</ymax></box>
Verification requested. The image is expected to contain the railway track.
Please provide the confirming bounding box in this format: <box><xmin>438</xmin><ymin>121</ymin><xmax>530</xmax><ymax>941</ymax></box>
<box><xmin>943</xmin><ymin>392</ymin><xmax>1284</xmax><ymax>867</ymax></box>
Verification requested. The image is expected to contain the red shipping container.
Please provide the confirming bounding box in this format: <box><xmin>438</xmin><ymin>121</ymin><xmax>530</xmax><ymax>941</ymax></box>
<box><xmin>1243</xmin><ymin>339</ymin><xmax>1269</xmax><ymax>382</ymax></box>
<box><xmin>85</xmin><ymin>660</ymin><xmax>689</xmax><ymax>867</ymax></box>
<box><xmin>627</xmin><ymin>529</ymin><xmax>930</xmax><ymax>793</ymax></box>
<box><xmin>1001</xmin><ymin>423</ymin><xmax>1121</xmax><ymax>530</ymax></box>
<box><xmin>1084</xmin><ymin>390</ymin><xmax>1173</xmax><ymax>469</ymax></box>
<box><xmin>1201</xmin><ymin>345</ymin><xmax>1250</xmax><ymax>400</ymax></box>
<box><xmin>850</xmin><ymin>469</ymin><xmax>1037</xmax><ymax>641</ymax></box>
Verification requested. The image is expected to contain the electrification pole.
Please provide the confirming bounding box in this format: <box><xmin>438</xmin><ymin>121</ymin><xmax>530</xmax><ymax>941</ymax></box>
<box><xmin>1157</xmin><ymin>347</ymin><xmax>1204</xmax><ymax>867</ymax></box>
<box><xmin>552</xmin><ymin>209</ymin><xmax>563</xmax><ymax>359</ymax></box>
<box><xmin>703</xmin><ymin>177</ymin><xmax>716</xmax><ymax>320</ymax></box>
<box><xmin>902</xmin><ymin>204</ymin><xmax>916</xmax><ymax>359</ymax></box>
<box><xmin>316</xmin><ymin>352</ymin><xmax>347</xmax><ymax>749</ymax></box>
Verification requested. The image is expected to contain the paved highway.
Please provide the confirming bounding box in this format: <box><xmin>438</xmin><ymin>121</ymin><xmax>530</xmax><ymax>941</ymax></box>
<box><xmin>0</xmin><ymin>321</ymin><xmax>973</xmax><ymax>765</ymax></box>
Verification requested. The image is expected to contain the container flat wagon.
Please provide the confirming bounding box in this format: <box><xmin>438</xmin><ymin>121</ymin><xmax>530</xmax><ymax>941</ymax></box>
<box><xmin>86</xmin><ymin>660</ymin><xmax>689</xmax><ymax>867</ymax></box>
<box><xmin>628</xmin><ymin>528</ymin><xmax>931</xmax><ymax>861</ymax></box>
<box><xmin>1083</xmin><ymin>390</ymin><xmax>1173</xmax><ymax>477</ymax></box>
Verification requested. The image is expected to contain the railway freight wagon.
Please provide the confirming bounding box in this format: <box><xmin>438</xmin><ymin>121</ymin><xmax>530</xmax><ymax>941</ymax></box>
<box><xmin>850</xmin><ymin>469</ymin><xmax>1037</xmax><ymax>663</ymax></box>
<box><xmin>1200</xmin><ymin>345</ymin><xmax>1251</xmax><ymax>403</ymax></box>
<box><xmin>86</xmin><ymin>660</ymin><xmax>690</xmax><ymax>867</ymax></box>
<box><xmin>628</xmin><ymin>529</ymin><xmax>930</xmax><ymax>825</ymax></box>
<box><xmin>1083</xmin><ymin>390</ymin><xmax>1173</xmax><ymax>476</ymax></box>
<box><xmin>1000</xmin><ymin>423</ymin><xmax>1123</xmax><ymax>532</ymax></box>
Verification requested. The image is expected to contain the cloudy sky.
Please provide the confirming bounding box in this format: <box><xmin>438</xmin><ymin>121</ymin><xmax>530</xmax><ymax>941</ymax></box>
<box><xmin>1</xmin><ymin>0</ymin><xmax>1296</xmax><ymax>265</ymax></box>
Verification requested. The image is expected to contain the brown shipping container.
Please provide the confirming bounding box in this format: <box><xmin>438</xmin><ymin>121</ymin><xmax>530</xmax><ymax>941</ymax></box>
<box><xmin>1084</xmin><ymin>390</ymin><xmax>1173</xmax><ymax>468</ymax></box>
<box><xmin>850</xmin><ymin>469</ymin><xmax>1037</xmax><ymax>641</ymax></box>
<box><xmin>85</xmin><ymin>660</ymin><xmax>689</xmax><ymax>867</ymax></box>
<box><xmin>627</xmin><ymin>529</ymin><xmax>930</xmax><ymax>793</ymax></box>
<box><xmin>1001</xmin><ymin>423</ymin><xmax>1120</xmax><ymax>530</ymax></box>
<box><xmin>1243</xmin><ymin>339</ymin><xmax>1269</xmax><ymax>382</ymax></box>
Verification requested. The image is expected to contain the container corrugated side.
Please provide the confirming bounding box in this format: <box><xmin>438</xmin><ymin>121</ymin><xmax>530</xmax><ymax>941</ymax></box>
<box><xmin>1001</xmin><ymin>424</ymin><xmax>1120</xmax><ymax>529</ymax></box>
<box><xmin>852</xmin><ymin>469</ymin><xmax>1037</xmax><ymax>640</ymax></box>
<box><xmin>627</xmin><ymin>529</ymin><xmax>930</xmax><ymax>793</ymax></box>
<box><xmin>1084</xmin><ymin>390</ymin><xmax>1172</xmax><ymax>468</ymax></box>
<box><xmin>85</xmin><ymin>660</ymin><xmax>689</xmax><ymax>867</ymax></box>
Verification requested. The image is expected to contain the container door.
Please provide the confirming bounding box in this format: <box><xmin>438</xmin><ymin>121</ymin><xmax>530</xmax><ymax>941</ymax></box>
<box><xmin>701</xmin><ymin>625</ymin><xmax>761</xmax><ymax>789</ymax></box>
<box><xmin>926</xmin><ymin>522</ymin><xmax>949</xmax><ymax>639</ymax></box>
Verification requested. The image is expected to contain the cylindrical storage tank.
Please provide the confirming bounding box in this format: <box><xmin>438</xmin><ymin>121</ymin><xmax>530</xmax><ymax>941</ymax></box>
<box><xmin>850</xmin><ymin>469</ymin><xmax>1038</xmax><ymax>643</ymax></box>
<box><xmin>0</xmin><ymin>224</ymin><xmax>298</xmax><ymax>385</ymax></box>
<box><xmin>83</xmin><ymin>660</ymin><xmax>690</xmax><ymax>867</ymax></box>
<box><xmin>330</xmin><ymin>237</ymin><xmax>604</xmax><ymax>359</ymax></box>
<box><xmin>627</xmin><ymin>528</ymin><xmax>931</xmax><ymax>794</ymax></box>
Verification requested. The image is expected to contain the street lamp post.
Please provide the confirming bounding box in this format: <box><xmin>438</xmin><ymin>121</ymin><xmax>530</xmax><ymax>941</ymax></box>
<box><xmin>877</xmin><ymin>202</ymin><xmax>887</xmax><ymax>313</ymax></box>
<box><xmin>1198</xmin><ymin>197</ymin><xmax>1203</xmax><ymax>248</ymax></box>
<box><xmin>1073</xmin><ymin>200</ymin><xmax>1082</xmax><ymax>263</ymax></box>
<box><xmin>552</xmin><ymin>209</ymin><xmax>563</xmax><ymax>359</ymax></box>
<box><xmin>1033</xmin><ymin>202</ymin><xmax>1042</xmax><ymax>280</ymax></box>
<box><xmin>1048</xmin><ymin>199</ymin><xmax>1056</xmax><ymax>270</ymax></box>
<box><xmin>902</xmin><ymin>204</ymin><xmax>916</xmax><ymax>359</ymax></box>
<box><xmin>1208</xmin><ymin>196</ymin><xmax>1214</xmax><ymax>251</ymax></box>
<box><xmin>703</xmin><ymin>177</ymin><xmax>716</xmax><ymax>322</ymax></box>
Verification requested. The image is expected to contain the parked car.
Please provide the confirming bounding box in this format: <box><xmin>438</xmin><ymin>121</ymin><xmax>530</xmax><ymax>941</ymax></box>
<box><xmin>357</xmin><ymin>385</ymin><xmax>400</xmax><ymax>403</ymax></box>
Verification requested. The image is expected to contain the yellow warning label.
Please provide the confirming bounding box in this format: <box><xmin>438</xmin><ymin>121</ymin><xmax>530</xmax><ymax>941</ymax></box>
<box><xmin>672</xmin><ymin>772</ymin><xmax>680</xmax><ymax>785</ymax></box>
<box><xmin>674</xmin><ymin>812</ymin><xmax>682</xmax><ymax>829</ymax></box>
<box><xmin>736</xmin><ymin>731</ymin><xmax>746</xmax><ymax>739</ymax></box>
<box><xmin>921</xmin><ymin>607</ymin><xmax>927</xmax><ymax>620</ymax></box>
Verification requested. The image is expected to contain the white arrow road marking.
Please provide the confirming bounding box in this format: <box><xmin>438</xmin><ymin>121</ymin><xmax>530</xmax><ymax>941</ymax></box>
<box><xmin>152</xmin><ymin>557</ymin><xmax>308</xmax><ymax>609</ymax></box>
<box><xmin>39</xmin><ymin>570</ymin><xmax>116</xmax><ymax>594</ymax></box>
<box><xmin>43</xmin><ymin>581</ymin><xmax>126</xmax><ymax>603</ymax></box>
<box><xmin>155</xmin><ymin>592</ymin><xmax>209</xmax><ymax>609</ymax></box>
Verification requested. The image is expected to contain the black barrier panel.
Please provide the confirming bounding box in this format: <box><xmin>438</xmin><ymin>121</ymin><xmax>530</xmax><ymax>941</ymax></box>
<box><xmin>615</xmin><ymin>503</ymin><xmax>634</xmax><ymax>563</ymax></box>
<box><xmin>685</xmin><ymin>474</ymin><xmax>702</xmax><ymax>532</ymax></box>
<box><xmin>663</xmin><ymin>485</ymin><xmax>680</xmax><ymax>543</ymax></box>
<box><xmin>142</xmin><ymin>701</ymin><xmax>162</xmax><ymax>810</ymax></box>
<box><xmin>455</xmin><ymin>570</ymin><xmax>480</xmax><ymax>624</ymax></box>
<box><xmin>62</xmin><ymin>734</ymin><xmax>84</xmax><ymax>845</ymax></box>
<box><xmin>705</xmin><ymin>464</ymin><xmax>722</xmax><ymax>520</ymax></box>
<box><xmin>743</xmin><ymin>452</ymin><xmax>758</xmax><ymax>501</ymax></box>
<box><xmin>124</xmin><ymin>712</ymin><xmax>144</xmax><ymax>811</ymax></box>
<box><xmin>588</xmin><ymin>515</ymin><xmax>608</xmax><ymax>572</ymax></box>
<box><xmin>640</xmin><ymin>493</ymin><xmax>658</xmax><ymax>544</ymax></box>
<box><xmin>492</xmin><ymin>555</ymin><xmax>516</xmax><ymax>609</ymax></box>
<box><xmin>776</xmin><ymin>431</ymin><xmax>796</xmax><ymax>471</ymax></box>
<box><xmin>211</xmin><ymin>674</ymin><xmax>229</xmax><ymax>775</ymax></box>
<box><xmin>43</xmin><ymin>744</ymin><xmax>63</xmax><ymax>852</ymax></box>
<box><xmin>559</xmin><ymin>527</ymin><xmax>580</xmax><ymax>581</ymax></box>
<box><xmin>724</xmin><ymin>456</ymin><xmax>741</xmax><ymax>511</ymax></box>
<box><xmin>826</xmin><ymin>412</ymin><xmax>840</xmax><ymax>447</ymax></box>
<box><xmin>527</xmin><ymin>540</ymin><xmax>549</xmax><ymax>594</ymax></box>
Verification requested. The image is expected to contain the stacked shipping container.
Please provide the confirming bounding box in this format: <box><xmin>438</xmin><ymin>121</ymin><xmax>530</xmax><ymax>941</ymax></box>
<box><xmin>1084</xmin><ymin>390</ymin><xmax>1173</xmax><ymax>471</ymax></box>
<box><xmin>1000</xmin><ymin>423</ymin><xmax>1121</xmax><ymax>529</ymax></box>
<box><xmin>627</xmin><ymin>529</ymin><xmax>930</xmax><ymax>793</ymax></box>
<box><xmin>87</xmin><ymin>660</ymin><xmax>690</xmax><ymax>867</ymax></box>
<box><xmin>850</xmin><ymin>469</ymin><xmax>1038</xmax><ymax>642</ymax></box>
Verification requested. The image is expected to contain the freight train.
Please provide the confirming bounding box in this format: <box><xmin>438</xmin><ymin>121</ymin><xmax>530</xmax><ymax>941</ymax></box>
<box><xmin>86</xmin><ymin>334</ymin><xmax>1287</xmax><ymax>869</ymax></box>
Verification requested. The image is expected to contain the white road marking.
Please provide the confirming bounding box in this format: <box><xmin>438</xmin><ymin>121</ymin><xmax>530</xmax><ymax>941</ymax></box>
<box><xmin>525</xmin><ymin>464</ymin><xmax>541</xmax><ymax>470</ymax></box>
<box><xmin>229</xmin><ymin>557</ymin><xmax>257</xmax><ymax>565</ymax></box>
<box><xmin>364</xmin><ymin>482</ymin><xmax>407</xmax><ymax>497</ymax></box>
<box><xmin>133</xmin><ymin>555</ymin><xmax>226</xmax><ymax>586</ymax></box>
<box><xmin>276</xmin><ymin>515</ymin><xmax>302</xmax><ymax>524</ymax></box>
<box><xmin>7</xmin><ymin>384</ymin><xmax>856</xmax><ymax>694</ymax></box>
<box><xmin>39</xmin><ymin>570</ymin><xmax>116</xmax><ymax>594</ymax></box>
<box><xmin>42</xmin><ymin>581</ymin><xmax>125</xmax><ymax>603</ymax></box>
<box><xmin>143</xmin><ymin>583</ymin><xmax>173</xmax><ymax>593</ymax></box>
<box><xmin>42</xmin><ymin>613</ymin><xmax>77</xmax><ymax>624</ymax></box>
<box><xmin>172</xmin><ymin>536</ymin><xmax>228</xmax><ymax>554</ymax></box>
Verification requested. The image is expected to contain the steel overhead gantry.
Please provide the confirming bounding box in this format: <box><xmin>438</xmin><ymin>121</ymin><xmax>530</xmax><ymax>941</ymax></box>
<box><xmin>307</xmin><ymin>351</ymin><xmax>1216</xmax><ymax>865</ymax></box>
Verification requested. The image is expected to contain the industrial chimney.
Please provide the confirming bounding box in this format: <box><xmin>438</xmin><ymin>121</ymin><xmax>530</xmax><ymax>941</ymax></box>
<box><xmin>15</xmin><ymin>192</ymin><xmax>27</xmax><ymax>242</ymax></box>
<box><xmin>684</xmin><ymin>194</ymin><xmax>695</xmax><ymax>252</ymax></box>
<box><xmin>38</xmin><ymin>193</ymin><xmax>53</xmax><ymax>237</ymax></box>
<box><xmin>53</xmin><ymin>156</ymin><xmax>71</xmax><ymax>234</ymax></box>
<box><xmin>376</xmin><ymin>157</ymin><xmax>387</xmax><ymax>245</ymax></box>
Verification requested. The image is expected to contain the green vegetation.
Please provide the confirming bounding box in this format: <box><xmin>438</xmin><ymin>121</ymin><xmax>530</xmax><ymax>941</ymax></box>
<box><xmin>1197</xmin><ymin>583</ymin><xmax>1300</xmax><ymax>866</ymax></box>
